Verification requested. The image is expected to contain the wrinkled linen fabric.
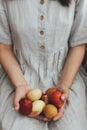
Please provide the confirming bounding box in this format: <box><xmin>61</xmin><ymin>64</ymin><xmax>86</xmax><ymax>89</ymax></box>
<box><xmin>0</xmin><ymin>0</ymin><xmax>87</xmax><ymax>130</ymax></box>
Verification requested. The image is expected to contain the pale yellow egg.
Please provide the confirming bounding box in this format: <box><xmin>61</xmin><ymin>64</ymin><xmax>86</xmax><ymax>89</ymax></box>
<box><xmin>27</xmin><ymin>88</ymin><xmax>42</xmax><ymax>101</ymax></box>
<box><xmin>32</xmin><ymin>100</ymin><xmax>46</xmax><ymax>113</ymax></box>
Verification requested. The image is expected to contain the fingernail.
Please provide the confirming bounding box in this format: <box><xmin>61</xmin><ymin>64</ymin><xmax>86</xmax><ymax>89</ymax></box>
<box><xmin>15</xmin><ymin>105</ymin><xmax>19</xmax><ymax>111</ymax></box>
<box><xmin>61</xmin><ymin>96</ymin><xmax>65</xmax><ymax>100</ymax></box>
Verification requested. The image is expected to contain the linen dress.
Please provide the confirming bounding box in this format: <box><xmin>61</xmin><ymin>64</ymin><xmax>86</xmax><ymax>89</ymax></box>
<box><xmin>0</xmin><ymin>0</ymin><xmax>87</xmax><ymax>130</ymax></box>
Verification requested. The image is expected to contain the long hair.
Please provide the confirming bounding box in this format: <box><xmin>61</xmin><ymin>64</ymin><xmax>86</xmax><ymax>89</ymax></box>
<box><xmin>58</xmin><ymin>0</ymin><xmax>71</xmax><ymax>6</ymax></box>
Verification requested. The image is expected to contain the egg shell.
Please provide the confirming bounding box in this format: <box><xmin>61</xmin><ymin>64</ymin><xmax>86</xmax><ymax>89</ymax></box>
<box><xmin>43</xmin><ymin>104</ymin><xmax>58</xmax><ymax>119</ymax></box>
<box><xmin>32</xmin><ymin>100</ymin><xmax>46</xmax><ymax>113</ymax></box>
<box><xmin>19</xmin><ymin>98</ymin><xmax>32</xmax><ymax>115</ymax></box>
<box><xmin>27</xmin><ymin>88</ymin><xmax>42</xmax><ymax>101</ymax></box>
<box><xmin>46</xmin><ymin>87</ymin><xmax>57</xmax><ymax>99</ymax></box>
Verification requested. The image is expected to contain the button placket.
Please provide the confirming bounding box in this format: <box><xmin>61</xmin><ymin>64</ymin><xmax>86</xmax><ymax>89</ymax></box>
<box><xmin>40</xmin><ymin>45</ymin><xmax>45</xmax><ymax>49</ymax></box>
<box><xmin>39</xmin><ymin>28</ymin><xmax>45</xmax><ymax>49</ymax></box>
<box><xmin>40</xmin><ymin>30</ymin><xmax>44</xmax><ymax>35</ymax></box>
<box><xmin>40</xmin><ymin>15</ymin><xmax>44</xmax><ymax>21</ymax></box>
<box><xmin>40</xmin><ymin>0</ymin><xmax>44</xmax><ymax>5</ymax></box>
<box><xmin>38</xmin><ymin>0</ymin><xmax>46</xmax><ymax>49</ymax></box>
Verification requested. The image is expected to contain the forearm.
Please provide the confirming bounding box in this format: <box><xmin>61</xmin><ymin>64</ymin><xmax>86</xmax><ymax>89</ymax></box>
<box><xmin>0</xmin><ymin>44</ymin><xmax>27</xmax><ymax>88</ymax></box>
<box><xmin>58</xmin><ymin>44</ymin><xmax>86</xmax><ymax>89</ymax></box>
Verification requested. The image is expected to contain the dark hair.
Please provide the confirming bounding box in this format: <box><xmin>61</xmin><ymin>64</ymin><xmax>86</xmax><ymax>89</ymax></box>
<box><xmin>58</xmin><ymin>0</ymin><xmax>71</xmax><ymax>6</ymax></box>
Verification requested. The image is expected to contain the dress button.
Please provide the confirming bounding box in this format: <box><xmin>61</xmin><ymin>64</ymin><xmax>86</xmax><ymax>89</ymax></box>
<box><xmin>40</xmin><ymin>15</ymin><xmax>44</xmax><ymax>21</ymax></box>
<box><xmin>40</xmin><ymin>30</ymin><xmax>44</xmax><ymax>35</ymax></box>
<box><xmin>40</xmin><ymin>0</ymin><xmax>44</xmax><ymax>4</ymax></box>
<box><xmin>40</xmin><ymin>45</ymin><xmax>45</xmax><ymax>49</ymax></box>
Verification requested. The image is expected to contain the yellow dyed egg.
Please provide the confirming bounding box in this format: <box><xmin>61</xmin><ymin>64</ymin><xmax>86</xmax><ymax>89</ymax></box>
<box><xmin>32</xmin><ymin>100</ymin><xmax>46</xmax><ymax>113</ymax></box>
<box><xmin>27</xmin><ymin>88</ymin><xmax>42</xmax><ymax>101</ymax></box>
<box><xmin>43</xmin><ymin>104</ymin><xmax>58</xmax><ymax>119</ymax></box>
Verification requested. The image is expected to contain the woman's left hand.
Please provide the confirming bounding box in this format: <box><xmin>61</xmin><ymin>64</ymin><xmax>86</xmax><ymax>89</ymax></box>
<box><xmin>53</xmin><ymin>85</ymin><xmax>69</xmax><ymax>121</ymax></box>
<box><xmin>53</xmin><ymin>100</ymin><xmax>66</xmax><ymax>121</ymax></box>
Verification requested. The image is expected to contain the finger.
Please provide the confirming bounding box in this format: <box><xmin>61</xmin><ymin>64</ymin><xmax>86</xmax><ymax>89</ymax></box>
<box><xmin>41</xmin><ymin>95</ymin><xmax>48</xmax><ymax>104</ymax></box>
<box><xmin>28</xmin><ymin>113</ymin><xmax>50</xmax><ymax>122</ymax></box>
<box><xmin>42</xmin><ymin>91</ymin><xmax>46</xmax><ymax>95</ymax></box>
<box><xmin>53</xmin><ymin>102</ymin><xmax>65</xmax><ymax>121</ymax></box>
<box><xmin>53</xmin><ymin>107</ymin><xmax>64</xmax><ymax>121</ymax></box>
<box><xmin>28</xmin><ymin>112</ymin><xmax>40</xmax><ymax>118</ymax></box>
<box><xmin>61</xmin><ymin>93</ymin><xmax>69</xmax><ymax>101</ymax></box>
<box><xmin>53</xmin><ymin>109</ymin><xmax>64</xmax><ymax>121</ymax></box>
<box><xmin>43</xmin><ymin>95</ymin><xmax>48</xmax><ymax>104</ymax></box>
<box><xmin>13</xmin><ymin>92</ymin><xmax>24</xmax><ymax>111</ymax></box>
<box><xmin>13</xmin><ymin>94</ymin><xmax>20</xmax><ymax>111</ymax></box>
<box><xmin>35</xmin><ymin>115</ymin><xmax>50</xmax><ymax>122</ymax></box>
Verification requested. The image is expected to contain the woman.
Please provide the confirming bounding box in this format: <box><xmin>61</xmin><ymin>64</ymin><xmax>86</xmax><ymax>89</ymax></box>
<box><xmin>0</xmin><ymin>0</ymin><xmax>87</xmax><ymax>130</ymax></box>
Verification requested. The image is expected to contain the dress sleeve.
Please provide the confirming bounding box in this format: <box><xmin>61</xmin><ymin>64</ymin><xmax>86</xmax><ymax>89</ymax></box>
<box><xmin>69</xmin><ymin>0</ymin><xmax>87</xmax><ymax>47</ymax></box>
<box><xmin>0</xmin><ymin>0</ymin><xmax>12</xmax><ymax>45</ymax></box>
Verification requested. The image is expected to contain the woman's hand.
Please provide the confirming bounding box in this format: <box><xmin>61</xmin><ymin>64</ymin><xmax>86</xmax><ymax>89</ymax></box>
<box><xmin>53</xmin><ymin>84</ymin><xmax>69</xmax><ymax>121</ymax></box>
<box><xmin>52</xmin><ymin>45</ymin><xmax>86</xmax><ymax>121</ymax></box>
<box><xmin>14</xmin><ymin>87</ymin><xmax>49</xmax><ymax>121</ymax></box>
<box><xmin>28</xmin><ymin>112</ymin><xmax>50</xmax><ymax>122</ymax></box>
<box><xmin>13</xmin><ymin>85</ymin><xmax>31</xmax><ymax>111</ymax></box>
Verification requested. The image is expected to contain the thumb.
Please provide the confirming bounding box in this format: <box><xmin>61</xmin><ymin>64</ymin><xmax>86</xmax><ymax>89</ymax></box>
<box><xmin>61</xmin><ymin>93</ymin><xmax>68</xmax><ymax>101</ymax></box>
<box><xmin>14</xmin><ymin>94</ymin><xmax>21</xmax><ymax>111</ymax></box>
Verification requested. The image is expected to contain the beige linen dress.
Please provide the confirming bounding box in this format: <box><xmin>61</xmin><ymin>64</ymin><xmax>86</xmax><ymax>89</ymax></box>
<box><xmin>0</xmin><ymin>0</ymin><xmax>87</xmax><ymax>130</ymax></box>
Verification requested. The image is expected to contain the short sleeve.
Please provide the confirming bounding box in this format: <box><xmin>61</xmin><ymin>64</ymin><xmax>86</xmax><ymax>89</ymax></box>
<box><xmin>69</xmin><ymin>0</ymin><xmax>87</xmax><ymax>47</ymax></box>
<box><xmin>0</xmin><ymin>0</ymin><xmax>12</xmax><ymax>45</ymax></box>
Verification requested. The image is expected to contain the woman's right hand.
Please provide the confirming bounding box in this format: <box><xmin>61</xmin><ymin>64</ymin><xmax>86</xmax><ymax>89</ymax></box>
<box><xmin>14</xmin><ymin>86</ymin><xmax>49</xmax><ymax>121</ymax></box>
<box><xmin>13</xmin><ymin>84</ymin><xmax>31</xmax><ymax>111</ymax></box>
<box><xmin>14</xmin><ymin>85</ymin><xmax>40</xmax><ymax>118</ymax></box>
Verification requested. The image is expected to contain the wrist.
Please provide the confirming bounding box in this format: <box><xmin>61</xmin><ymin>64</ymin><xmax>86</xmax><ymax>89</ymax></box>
<box><xmin>56</xmin><ymin>82</ymin><xmax>70</xmax><ymax>91</ymax></box>
<box><xmin>15</xmin><ymin>84</ymin><xmax>30</xmax><ymax>91</ymax></box>
<box><xmin>57</xmin><ymin>77</ymin><xmax>73</xmax><ymax>89</ymax></box>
